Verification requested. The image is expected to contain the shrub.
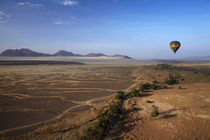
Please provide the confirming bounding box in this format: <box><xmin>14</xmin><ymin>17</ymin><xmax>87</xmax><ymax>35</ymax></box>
<box><xmin>178</xmin><ymin>86</ymin><xmax>182</xmax><ymax>89</ymax></box>
<box><xmin>150</xmin><ymin>81</ymin><xmax>161</xmax><ymax>90</ymax></box>
<box><xmin>115</xmin><ymin>91</ymin><xmax>125</xmax><ymax>99</ymax></box>
<box><xmin>152</xmin><ymin>80</ymin><xmax>160</xmax><ymax>85</ymax></box>
<box><xmin>108</xmin><ymin>103</ymin><xmax>121</xmax><ymax>114</ymax></box>
<box><xmin>119</xmin><ymin>114</ymin><xmax>124</xmax><ymax>120</ymax></box>
<box><xmin>139</xmin><ymin>83</ymin><xmax>151</xmax><ymax>91</ymax></box>
<box><xmin>165</xmin><ymin>73</ymin><xmax>178</xmax><ymax>85</ymax></box>
<box><xmin>162</xmin><ymin>85</ymin><xmax>168</xmax><ymax>89</ymax></box>
<box><xmin>151</xmin><ymin>84</ymin><xmax>161</xmax><ymax>90</ymax></box>
<box><xmin>151</xmin><ymin>105</ymin><xmax>159</xmax><ymax>117</ymax></box>
<box><xmin>131</xmin><ymin>89</ymin><xmax>140</xmax><ymax>97</ymax></box>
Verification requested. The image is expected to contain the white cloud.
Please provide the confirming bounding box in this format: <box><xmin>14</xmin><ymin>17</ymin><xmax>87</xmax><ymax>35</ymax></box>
<box><xmin>53</xmin><ymin>16</ymin><xmax>76</xmax><ymax>25</ymax></box>
<box><xmin>17</xmin><ymin>2</ymin><xmax>43</xmax><ymax>8</ymax></box>
<box><xmin>53</xmin><ymin>21</ymin><xmax>64</xmax><ymax>25</ymax></box>
<box><xmin>0</xmin><ymin>11</ymin><xmax>10</xmax><ymax>23</ymax></box>
<box><xmin>62</xmin><ymin>0</ymin><xmax>78</xmax><ymax>6</ymax></box>
<box><xmin>0</xmin><ymin>11</ymin><xmax>10</xmax><ymax>19</ymax></box>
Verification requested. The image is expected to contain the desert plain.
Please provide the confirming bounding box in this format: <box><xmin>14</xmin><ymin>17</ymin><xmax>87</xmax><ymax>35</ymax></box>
<box><xmin>0</xmin><ymin>57</ymin><xmax>209</xmax><ymax>140</ymax></box>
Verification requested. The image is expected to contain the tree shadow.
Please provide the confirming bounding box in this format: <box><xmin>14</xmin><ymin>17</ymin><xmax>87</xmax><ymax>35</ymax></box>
<box><xmin>161</xmin><ymin>114</ymin><xmax>177</xmax><ymax>119</ymax></box>
<box><xmin>161</xmin><ymin>108</ymin><xmax>177</xmax><ymax>114</ymax></box>
<box><xmin>161</xmin><ymin>86</ymin><xmax>173</xmax><ymax>90</ymax></box>
<box><xmin>140</xmin><ymin>93</ymin><xmax>153</xmax><ymax>97</ymax></box>
<box><xmin>143</xmin><ymin>90</ymin><xmax>152</xmax><ymax>92</ymax></box>
<box><xmin>160</xmin><ymin>108</ymin><xmax>178</xmax><ymax>119</ymax></box>
<box><xmin>179</xmin><ymin>87</ymin><xmax>186</xmax><ymax>89</ymax></box>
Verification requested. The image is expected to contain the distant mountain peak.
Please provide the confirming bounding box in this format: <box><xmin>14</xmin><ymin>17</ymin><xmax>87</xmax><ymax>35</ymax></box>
<box><xmin>0</xmin><ymin>48</ymin><xmax>50</xmax><ymax>57</ymax></box>
<box><xmin>113</xmin><ymin>54</ymin><xmax>132</xmax><ymax>59</ymax></box>
<box><xmin>0</xmin><ymin>48</ymin><xmax>132</xmax><ymax>59</ymax></box>
<box><xmin>20</xmin><ymin>48</ymin><xmax>30</xmax><ymax>50</ymax></box>
<box><xmin>86</xmin><ymin>53</ymin><xmax>106</xmax><ymax>57</ymax></box>
<box><xmin>54</xmin><ymin>50</ymin><xmax>81</xmax><ymax>56</ymax></box>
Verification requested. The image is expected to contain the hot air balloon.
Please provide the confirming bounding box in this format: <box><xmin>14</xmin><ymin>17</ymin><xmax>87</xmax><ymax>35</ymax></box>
<box><xmin>170</xmin><ymin>41</ymin><xmax>181</xmax><ymax>54</ymax></box>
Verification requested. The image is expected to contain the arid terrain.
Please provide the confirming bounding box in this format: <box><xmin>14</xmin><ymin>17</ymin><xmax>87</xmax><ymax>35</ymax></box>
<box><xmin>0</xmin><ymin>58</ymin><xmax>209</xmax><ymax>140</ymax></box>
<box><xmin>0</xmin><ymin>58</ymin><xmax>138</xmax><ymax>136</ymax></box>
<box><xmin>117</xmin><ymin>64</ymin><xmax>210</xmax><ymax>140</ymax></box>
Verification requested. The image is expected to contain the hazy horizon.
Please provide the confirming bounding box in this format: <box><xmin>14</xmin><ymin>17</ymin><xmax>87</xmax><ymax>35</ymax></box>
<box><xmin>0</xmin><ymin>0</ymin><xmax>210</xmax><ymax>59</ymax></box>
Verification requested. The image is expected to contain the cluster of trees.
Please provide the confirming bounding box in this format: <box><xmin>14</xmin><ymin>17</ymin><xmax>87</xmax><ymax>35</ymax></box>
<box><xmin>81</xmin><ymin>72</ymin><xmax>181</xmax><ymax>139</ymax></box>
<box><xmin>165</xmin><ymin>73</ymin><xmax>180</xmax><ymax>85</ymax></box>
<box><xmin>81</xmin><ymin>97</ymin><xmax>123</xmax><ymax>139</ymax></box>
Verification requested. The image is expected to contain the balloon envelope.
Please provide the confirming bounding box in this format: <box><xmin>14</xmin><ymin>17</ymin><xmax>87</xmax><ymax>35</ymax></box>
<box><xmin>170</xmin><ymin>41</ymin><xmax>181</xmax><ymax>53</ymax></box>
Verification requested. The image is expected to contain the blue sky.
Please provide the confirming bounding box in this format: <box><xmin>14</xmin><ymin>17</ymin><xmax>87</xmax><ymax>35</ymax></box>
<box><xmin>0</xmin><ymin>0</ymin><xmax>210</xmax><ymax>58</ymax></box>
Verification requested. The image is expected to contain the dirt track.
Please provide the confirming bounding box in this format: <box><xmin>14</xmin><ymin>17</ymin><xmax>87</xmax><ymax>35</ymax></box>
<box><xmin>0</xmin><ymin>64</ymin><xmax>137</xmax><ymax>136</ymax></box>
<box><xmin>0</xmin><ymin>77</ymin><xmax>142</xmax><ymax>136</ymax></box>
<box><xmin>0</xmin><ymin>68</ymin><xmax>141</xmax><ymax>134</ymax></box>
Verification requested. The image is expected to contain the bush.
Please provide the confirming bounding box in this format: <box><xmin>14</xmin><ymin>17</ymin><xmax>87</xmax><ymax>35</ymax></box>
<box><xmin>162</xmin><ymin>85</ymin><xmax>168</xmax><ymax>89</ymax></box>
<box><xmin>153</xmin><ymin>80</ymin><xmax>160</xmax><ymax>85</ymax></box>
<box><xmin>151</xmin><ymin>105</ymin><xmax>159</xmax><ymax>117</ymax></box>
<box><xmin>131</xmin><ymin>89</ymin><xmax>140</xmax><ymax>97</ymax></box>
<box><xmin>151</xmin><ymin>84</ymin><xmax>161</xmax><ymax>90</ymax></box>
<box><xmin>108</xmin><ymin>103</ymin><xmax>121</xmax><ymax>114</ymax></box>
<box><xmin>115</xmin><ymin>91</ymin><xmax>125</xmax><ymax>99</ymax></box>
<box><xmin>165</xmin><ymin>73</ymin><xmax>178</xmax><ymax>85</ymax></box>
<box><xmin>119</xmin><ymin>114</ymin><xmax>124</xmax><ymax>120</ymax></box>
<box><xmin>151</xmin><ymin>81</ymin><xmax>161</xmax><ymax>90</ymax></box>
<box><xmin>139</xmin><ymin>83</ymin><xmax>151</xmax><ymax>91</ymax></box>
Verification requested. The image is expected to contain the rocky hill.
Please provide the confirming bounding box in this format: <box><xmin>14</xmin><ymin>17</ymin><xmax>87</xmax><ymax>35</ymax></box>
<box><xmin>0</xmin><ymin>48</ymin><xmax>51</xmax><ymax>57</ymax></box>
<box><xmin>86</xmin><ymin>53</ymin><xmax>106</xmax><ymax>57</ymax></box>
<box><xmin>0</xmin><ymin>48</ymin><xmax>132</xmax><ymax>59</ymax></box>
<box><xmin>113</xmin><ymin>54</ymin><xmax>132</xmax><ymax>59</ymax></box>
<box><xmin>54</xmin><ymin>50</ymin><xmax>81</xmax><ymax>56</ymax></box>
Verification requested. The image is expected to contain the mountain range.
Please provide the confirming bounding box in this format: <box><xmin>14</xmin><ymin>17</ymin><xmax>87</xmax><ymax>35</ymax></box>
<box><xmin>0</xmin><ymin>48</ymin><xmax>132</xmax><ymax>59</ymax></box>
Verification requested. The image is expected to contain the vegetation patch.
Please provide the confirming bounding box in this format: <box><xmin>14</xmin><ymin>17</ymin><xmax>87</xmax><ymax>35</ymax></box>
<box><xmin>151</xmin><ymin>84</ymin><xmax>161</xmax><ymax>90</ymax></box>
<box><xmin>115</xmin><ymin>91</ymin><xmax>125</xmax><ymax>99</ymax></box>
<box><xmin>155</xmin><ymin>64</ymin><xmax>173</xmax><ymax>69</ymax></box>
<box><xmin>139</xmin><ymin>83</ymin><xmax>151</xmax><ymax>92</ymax></box>
<box><xmin>165</xmin><ymin>73</ymin><xmax>180</xmax><ymax>85</ymax></box>
<box><xmin>80</xmin><ymin>92</ymin><xmax>124</xmax><ymax>140</ymax></box>
<box><xmin>151</xmin><ymin>105</ymin><xmax>159</xmax><ymax>117</ymax></box>
<box><xmin>139</xmin><ymin>81</ymin><xmax>168</xmax><ymax>92</ymax></box>
<box><xmin>130</xmin><ymin>89</ymin><xmax>140</xmax><ymax>97</ymax></box>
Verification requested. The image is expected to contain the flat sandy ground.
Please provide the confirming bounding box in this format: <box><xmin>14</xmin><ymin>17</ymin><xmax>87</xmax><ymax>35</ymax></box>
<box><xmin>0</xmin><ymin>58</ymin><xmax>210</xmax><ymax>140</ymax></box>
<box><xmin>118</xmin><ymin>64</ymin><xmax>210</xmax><ymax>140</ymax></box>
<box><xmin>0</xmin><ymin>59</ymin><xmax>141</xmax><ymax>136</ymax></box>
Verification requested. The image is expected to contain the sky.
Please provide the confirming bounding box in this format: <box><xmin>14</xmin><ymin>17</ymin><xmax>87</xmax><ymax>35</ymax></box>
<box><xmin>0</xmin><ymin>0</ymin><xmax>210</xmax><ymax>59</ymax></box>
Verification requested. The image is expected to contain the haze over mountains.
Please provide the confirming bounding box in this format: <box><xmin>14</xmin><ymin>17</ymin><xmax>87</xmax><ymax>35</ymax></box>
<box><xmin>0</xmin><ymin>48</ymin><xmax>132</xmax><ymax>59</ymax></box>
